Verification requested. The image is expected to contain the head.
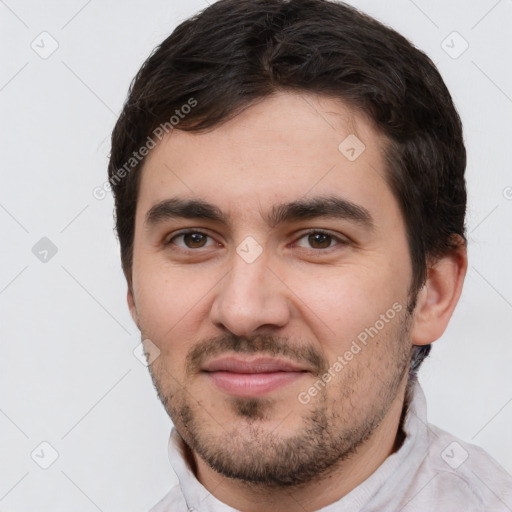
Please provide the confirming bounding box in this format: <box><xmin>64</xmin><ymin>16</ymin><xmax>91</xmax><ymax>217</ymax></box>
<box><xmin>108</xmin><ymin>0</ymin><xmax>467</xmax><ymax>488</ymax></box>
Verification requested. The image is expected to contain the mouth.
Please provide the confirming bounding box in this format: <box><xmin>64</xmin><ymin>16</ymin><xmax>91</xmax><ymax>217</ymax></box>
<box><xmin>202</xmin><ymin>356</ymin><xmax>309</xmax><ymax>397</ymax></box>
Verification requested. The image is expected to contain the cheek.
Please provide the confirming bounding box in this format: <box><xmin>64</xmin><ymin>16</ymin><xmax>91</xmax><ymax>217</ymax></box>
<box><xmin>133</xmin><ymin>265</ymin><xmax>204</xmax><ymax>357</ymax></box>
<box><xmin>302</xmin><ymin>263</ymin><xmax>400</xmax><ymax>315</ymax></box>
<box><xmin>288</xmin><ymin>264</ymin><xmax>406</xmax><ymax>353</ymax></box>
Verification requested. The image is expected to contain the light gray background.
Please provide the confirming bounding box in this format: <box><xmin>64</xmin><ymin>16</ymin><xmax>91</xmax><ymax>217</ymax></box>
<box><xmin>1</xmin><ymin>0</ymin><xmax>511</xmax><ymax>510</ymax></box>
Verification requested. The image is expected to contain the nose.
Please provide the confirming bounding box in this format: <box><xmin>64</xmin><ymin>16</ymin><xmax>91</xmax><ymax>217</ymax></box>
<box><xmin>209</xmin><ymin>247</ymin><xmax>291</xmax><ymax>337</ymax></box>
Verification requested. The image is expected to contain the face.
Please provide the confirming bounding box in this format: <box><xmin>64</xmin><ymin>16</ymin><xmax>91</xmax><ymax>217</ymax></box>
<box><xmin>128</xmin><ymin>92</ymin><xmax>416</xmax><ymax>486</ymax></box>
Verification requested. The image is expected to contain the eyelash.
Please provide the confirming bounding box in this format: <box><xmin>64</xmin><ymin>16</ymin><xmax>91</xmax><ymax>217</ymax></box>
<box><xmin>166</xmin><ymin>229</ymin><xmax>349</xmax><ymax>253</ymax></box>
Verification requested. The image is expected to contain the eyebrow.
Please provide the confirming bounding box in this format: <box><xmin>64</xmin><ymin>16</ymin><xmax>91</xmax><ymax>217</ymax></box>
<box><xmin>144</xmin><ymin>195</ymin><xmax>374</xmax><ymax>230</ymax></box>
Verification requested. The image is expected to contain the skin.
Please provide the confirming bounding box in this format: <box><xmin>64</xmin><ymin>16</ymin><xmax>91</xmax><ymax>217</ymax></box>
<box><xmin>127</xmin><ymin>92</ymin><xmax>467</xmax><ymax>511</ymax></box>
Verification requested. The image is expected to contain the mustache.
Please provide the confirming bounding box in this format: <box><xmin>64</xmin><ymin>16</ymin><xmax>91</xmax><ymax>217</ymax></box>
<box><xmin>185</xmin><ymin>333</ymin><xmax>329</xmax><ymax>377</ymax></box>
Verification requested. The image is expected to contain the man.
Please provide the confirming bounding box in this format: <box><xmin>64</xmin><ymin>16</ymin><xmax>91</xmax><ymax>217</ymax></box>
<box><xmin>107</xmin><ymin>0</ymin><xmax>512</xmax><ymax>510</ymax></box>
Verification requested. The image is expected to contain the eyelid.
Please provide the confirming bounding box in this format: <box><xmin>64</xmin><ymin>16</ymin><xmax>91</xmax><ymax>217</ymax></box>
<box><xmin>166</xmin><ymin>228</ymin><xmax>350</xmax><ymax>252</ymax></box>
<box><xmin>166</xmin><ymin>229</ymin><xmax>219</xmax><ymax>248</ymax></box>
<box><xmin>292</xmin><ymin>228</ymin><xmax>351</xmax><ymax>250</ymax></box>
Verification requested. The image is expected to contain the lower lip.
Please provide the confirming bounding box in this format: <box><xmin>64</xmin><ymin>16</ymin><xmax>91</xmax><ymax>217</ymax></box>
<box><xmin>205</xmin><ymin>371</ymin><xmax>306</xmax><ymax>397</ymax></box>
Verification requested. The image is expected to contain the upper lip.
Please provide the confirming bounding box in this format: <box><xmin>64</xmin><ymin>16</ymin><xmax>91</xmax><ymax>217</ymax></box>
<box><xmin>202</xmin><ymin>356</ymin><xmax>308</xmax><ymax>374</ymax></box>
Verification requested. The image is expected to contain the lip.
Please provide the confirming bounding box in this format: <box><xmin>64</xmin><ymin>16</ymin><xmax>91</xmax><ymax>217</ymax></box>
<box><xmin>202</xmin><ymin>356</ymin><xmax>308</xmax><ymax>397</ymax></box>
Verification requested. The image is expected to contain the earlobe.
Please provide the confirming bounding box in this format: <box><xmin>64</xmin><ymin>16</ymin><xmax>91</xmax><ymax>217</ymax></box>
<box><xmin>127</xmin><ymin>286</ymin><xmax>138</xmax><ymax>326</ymax></box>
<box><xmin>411</xmin><ymin>238</ymin><xmax>468</xmax><ymax>346</ymax></box>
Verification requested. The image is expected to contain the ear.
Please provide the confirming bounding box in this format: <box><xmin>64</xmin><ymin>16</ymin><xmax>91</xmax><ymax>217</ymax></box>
<box><xmin>411</xmin><ymin>237</ymin><xmax>467</xmax><ymax>346</ymax></box>
<box><xmin>127</xmin><ymin>285</ymin><xmax>139</xmax><ymax>327</ymax></box>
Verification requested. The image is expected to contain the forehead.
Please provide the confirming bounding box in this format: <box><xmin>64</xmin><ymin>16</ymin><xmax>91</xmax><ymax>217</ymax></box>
<box><xmin>135</xmin><ymin>92</ymin><xmax>399</xmax><ymax>230</ymax></box>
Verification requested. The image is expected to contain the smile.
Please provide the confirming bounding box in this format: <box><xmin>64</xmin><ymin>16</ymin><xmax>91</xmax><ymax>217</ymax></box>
<box><xmin>202</xmin><ymin>356</ymin><xmax>309</xmax><ymax>397</ymax></box>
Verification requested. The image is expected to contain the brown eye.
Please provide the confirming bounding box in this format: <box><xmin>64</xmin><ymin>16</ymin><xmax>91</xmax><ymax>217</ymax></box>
<box><xmin>307</xmin><ymin>233</ymin><xmax>332</xmax><ymax>249</ymax></box>
<box><xmin>183</xmin><ymin>232</ymin><xmax>208</xmax><ymax>248</ymax></box>
<box><xmin>168</xmin><ymin>231</ymin><xmax>216</xmax><ymax>249</ymax></box>
<box><xmin>295</xmin><ymin>230</ymin><xmax>348</xmax><ymax>251</ymax></box>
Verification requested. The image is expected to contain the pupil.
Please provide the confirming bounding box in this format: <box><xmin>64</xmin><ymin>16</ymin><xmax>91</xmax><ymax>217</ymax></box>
<box><xmin>186</xmin><ymin>233</ymin><xmax>206</xmax><ymax>247</ymax></box>
<box><xmin>310</xmin><ymin>233</ymin><xmax>330</xmax><ymax>248</ymax></box>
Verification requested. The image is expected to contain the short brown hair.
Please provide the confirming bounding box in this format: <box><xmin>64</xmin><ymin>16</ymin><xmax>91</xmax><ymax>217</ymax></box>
<box><xmin>108</xmin><ymin>0</ymin><xmax>467</xmax><ymax>371</ymax></box>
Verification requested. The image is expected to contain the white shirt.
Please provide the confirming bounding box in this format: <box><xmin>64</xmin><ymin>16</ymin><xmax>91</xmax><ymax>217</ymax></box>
<box><xmin>149</xmin><ymin>380</ymin><xmax>512</xmax><ymax>511</ymax></box>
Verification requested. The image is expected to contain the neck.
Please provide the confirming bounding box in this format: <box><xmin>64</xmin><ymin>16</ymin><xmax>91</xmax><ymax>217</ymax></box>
<box><xmin>188</xmin><ymin>381</ymin><xmax>411</xmax><ymax>512</ymax></box>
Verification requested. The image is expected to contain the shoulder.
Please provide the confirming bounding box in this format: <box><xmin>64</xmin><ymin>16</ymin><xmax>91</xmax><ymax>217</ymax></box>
<box><xmin>400</xmin><ymin>422</ymin><xmax>512</xmax><ymax>511</ymax></box>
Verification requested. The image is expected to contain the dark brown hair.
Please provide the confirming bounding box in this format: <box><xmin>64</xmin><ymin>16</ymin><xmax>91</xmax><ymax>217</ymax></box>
<box><xmin>108</xmin><ymin>0</ymin><xmax>467</xmax><ymax>371</ymax></box>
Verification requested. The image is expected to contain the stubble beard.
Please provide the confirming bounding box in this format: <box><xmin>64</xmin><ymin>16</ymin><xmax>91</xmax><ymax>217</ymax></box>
<box><xmin>146</xmin><ymin>309</ymin><xmax>413</xmax><ymax>489</ymax></box>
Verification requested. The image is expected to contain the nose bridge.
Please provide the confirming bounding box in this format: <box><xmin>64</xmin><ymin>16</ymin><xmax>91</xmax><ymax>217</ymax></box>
<box><xmin>210</xmin><ymin>242</ymin><xmax>290</xmax><ymax>335</ymax></box>
<box><xmin>228</xmin><ymin>251</ymin><xmax>267</xmax><ymax>302</ymax></box>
